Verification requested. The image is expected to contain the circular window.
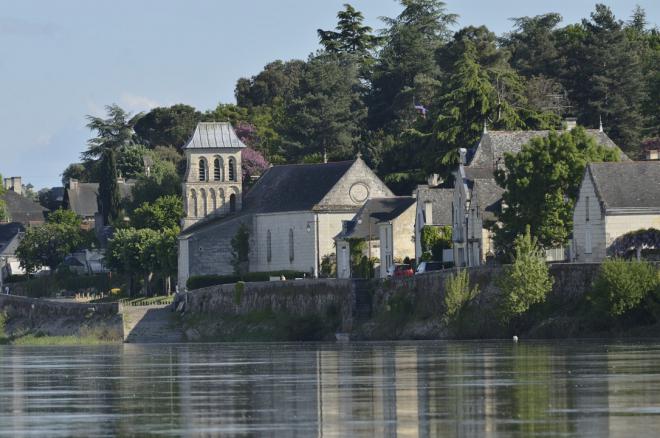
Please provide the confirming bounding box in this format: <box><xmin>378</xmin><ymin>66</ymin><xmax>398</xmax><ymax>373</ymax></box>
<box><xmin>349</xmin><ymin>183</ymin><xmax>369</xmax><ymax>203</ymax></box>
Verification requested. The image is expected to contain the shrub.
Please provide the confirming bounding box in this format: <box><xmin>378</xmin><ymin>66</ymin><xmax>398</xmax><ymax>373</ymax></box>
<box><xmin>498</xmin><ymin>227</ymin><xmax>554</xmax><ymax>323</ymax></box>
<box><xmin>443</xmin><ymin>269</ymin><xmax>479</xmax><ymax>326</ymax></box>
<box><xmin>234</xmin><ymin>281</ymin><xmax>245</xmax><ymax>305</ymax></box>
<box><xmin>590</xmin><ymin>258</ymin><xmax>659</xmax><ymax>317</ymax></box>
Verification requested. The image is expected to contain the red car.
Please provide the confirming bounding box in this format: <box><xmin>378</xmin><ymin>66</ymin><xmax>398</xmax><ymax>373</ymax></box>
<box><xmin>391</xmin><ymin>264</ymin><xmax>414</xmax><ymax>278</ymax></box>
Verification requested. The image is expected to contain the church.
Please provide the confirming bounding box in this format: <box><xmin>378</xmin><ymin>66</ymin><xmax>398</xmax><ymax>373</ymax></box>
<box><xmin>177</xmin><ymin>122</ymin><xmax>394</xmax><ymax>288</ymax></box>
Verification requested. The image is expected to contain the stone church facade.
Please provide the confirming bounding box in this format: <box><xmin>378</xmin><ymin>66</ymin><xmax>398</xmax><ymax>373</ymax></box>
<box><xmin>177</xmin><ymin>126</ymin><xmax>393</xmax><ymax>288</ymax></box>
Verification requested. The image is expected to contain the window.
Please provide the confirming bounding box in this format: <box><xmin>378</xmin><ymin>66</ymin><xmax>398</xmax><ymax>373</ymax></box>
<box><xmin>267</xmin><ymin>230</ymin><xmax>272</xmax><ymax>262</ymax></box>
<box><xmin>585</xmin><ymin>196</ymin><xmax>590</xmax><ymax>222</ymax></box>
<box><xmin>585</xmin><ymin>225</ymin><xmax>592</xmax><ymax>254</ymax></box>
<box><xmin>213</xmin><ymin>158</ymin><xmax>222</xmax><ymax>181</ymax></box>
<box><xmin>198</xmin><ymin>159</ymin><xmax>207</xmax><ymax>181</ymax></box>
<box><xmin>289</xmin><ymin>228</ymin><xmax>294</xmax><ymax>262</ymax></box>
<box><xmin>228</xmin><ymin>157</ymin><xmax>236</xmax><ymax>182</ymax></box>
<box><xmin>229</xmin><ymin>194</ymin><xmax>236</xmax><ymax>212</ymax></box>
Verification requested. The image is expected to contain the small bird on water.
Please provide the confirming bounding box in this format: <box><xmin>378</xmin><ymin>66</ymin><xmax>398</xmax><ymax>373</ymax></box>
<box><xmin>512</xmin><ymin>335</ymin><xmax>519</xmax><ymax>342</ymax></box>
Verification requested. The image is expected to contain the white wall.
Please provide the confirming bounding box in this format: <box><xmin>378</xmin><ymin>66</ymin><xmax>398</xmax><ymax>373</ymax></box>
<box><xmin>573</xmin><ymin>173</ymin><xmax>606</xmax><ymax>262</ymax></box>
<box><xmin>177</xmin><ymin>238</ymin><xmax>190</xmax><ymax>289</ymax></box>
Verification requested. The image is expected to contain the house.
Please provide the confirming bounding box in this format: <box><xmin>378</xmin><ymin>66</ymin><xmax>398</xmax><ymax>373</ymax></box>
<box><xmin>63</xmin><ymin>178</ymin><xmax>134</xmax><ymax>229</ymax></box>
<box><xmin>571</xmin><ymin>162</ymin><xmax>660</xmax><ymax>262</ymax></box>
<box><xmin>335</xmin><ymin>196</ymin><xmax>416</xmax><ymax>278</ymax></box>
<box><xmin>452</xmin><ymin>123</ymin><xmax>628</xmax><ymax>267</ymax></box>
<box><xmin>177</xmin><ymin>122</ymin><xmax>394</xmax><ymax>288</ymax></box>
<box><xmin>413</xmin><ymin>174</ymin><xmax>453</xmax><ymax>263</ymax></box>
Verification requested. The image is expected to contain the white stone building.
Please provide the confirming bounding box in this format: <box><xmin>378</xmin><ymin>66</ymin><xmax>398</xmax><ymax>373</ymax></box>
<box><xmin>177</xmin><ymin>137</ymin><xmax>393</xmax><ymax>288</ymax></box>
<box><xmin>413</xmin><ymin>176</ymin><xmax>454</xmax><ymax>263</ymax></box>
<box><xmin>334</xmin><ymin>197</ymin><xmax>416</xmax><ymax>278</ymax></box>
<box><xmin>452</xmin><ymin>125</ymin><xmax>627</xmax><ymax>267</ymax></box>
<box><xmin>571</xmin><ymin>162</ymin><xmax>660</xmax><ymax>262</ymax></box>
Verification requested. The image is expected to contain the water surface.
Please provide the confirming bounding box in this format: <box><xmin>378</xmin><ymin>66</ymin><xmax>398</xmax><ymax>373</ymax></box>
<box><xmin>2</xmin><ymin>340</ymin><xmax>660</xmax><ymax>437</ymax></box>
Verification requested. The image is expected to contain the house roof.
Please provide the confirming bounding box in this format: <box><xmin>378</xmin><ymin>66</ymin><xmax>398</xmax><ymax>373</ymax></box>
<box><xmin>65</xmin><ymin>180</ymin><xmax>134</xmax><ymax>218</ymax></box>
<box><xmin>469</xmin><ymin>129</ymin><xmax>629</xmax><ymax>169</ymax></box>
<box><xmin>470</xmin><ymin>178</ymin><xmax>505</xmax><ymax>222</ymax></box>
<box><xmin>180</xmin><ymin>160</ymin><xmax>358</xmax><ymax>236</ymax></box>
<box><xmin>1</xmin><ymin>191</ymin><xmax>47</xmax><ymax>225</ymax></box>
<box><xmin>337</xmin><ymin>197</ymin><xmax>416</xmax><ymax>240</ymax></box>
<box><xmin>0</xmin><ymin>223</ymin><xmax>24</xmax><ymax>256</ymax></box>
<box><xmin>182</xmin><ymin>122</ymin><xmax>247</xmax><ymax>150</ymax></box>
<box><xmin>415</xmin><ymin>186</ymin><xmax>453</xmax><ymax>226</ymax></box>
<box><xmin>588</xmin><ymin>162</ymin><xmax>660</xmax><ymax>211</ymax></box>
<box><xmin>242</xmin><ymin>160</ymin><xmax>355</xmax><ymax>214</ymax></box>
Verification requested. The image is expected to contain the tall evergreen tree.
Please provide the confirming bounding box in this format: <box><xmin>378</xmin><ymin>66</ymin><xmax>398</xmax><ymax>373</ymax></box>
<box><xmin>559</xmin><ymin>4</ymin><xmax>644</xmax><ymax>153</ymax></box>
<box><xmin>98</xmin><ymin>149</ymin><xmax>120</xmax><ymax>224</ymax></box>
<box><xmin>318</xmin><ymin>4</ymin><xmax>379</xmax><ymax>56</ymax></box>
<box><xmin>82</xmin><ymin>104</ymin><xmax>137</xmax><ymax>160</ymax></box>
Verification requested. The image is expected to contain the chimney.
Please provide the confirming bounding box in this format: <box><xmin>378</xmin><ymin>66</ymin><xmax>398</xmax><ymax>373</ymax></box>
<box><xmin>69</xmin><ymin>178</ymin><xmax>79</xmax><ymax>190</ymax></box>
<box><xmin>564</xmin><ymin>118</ymin><xmax>577</xmax><ymax>131</ymax></box>
<box><xmin>427</xmin><ymin>173</ymin><xmax>443</xmax><ymax>187</ymax></box>
<box><xmin>4</xmin><ymin>177</ymin><xmax>22</xmax><ymax>195</ymax></box>
<box><xmin>459</xmin><ymin>148</ymin><xmax>467</xmax><ymax>165</ymax></box>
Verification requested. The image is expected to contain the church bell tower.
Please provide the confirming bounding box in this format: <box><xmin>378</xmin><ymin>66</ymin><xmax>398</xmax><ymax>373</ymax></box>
<box><xmin>181</xmin><ymin>122</ymin><xmax>245</xmax><ymax>229</ymax></box>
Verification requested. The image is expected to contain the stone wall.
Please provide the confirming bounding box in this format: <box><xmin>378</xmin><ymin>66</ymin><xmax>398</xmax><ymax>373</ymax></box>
<box><xmin>176</xmin><ymin>279</ymin><xmax>355</xmax><ymax>331</ymax></box>
<box><xmin>0</xmin><ymin>294</ymin><xmax>122</xmax><ymax>339</ymax></box>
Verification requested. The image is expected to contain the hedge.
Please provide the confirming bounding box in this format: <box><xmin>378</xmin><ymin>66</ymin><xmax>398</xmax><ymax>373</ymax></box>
<box><xmin>187</xmin><ymin>271</ymin><xmax>309</xmax><ymax>290</ymax></box>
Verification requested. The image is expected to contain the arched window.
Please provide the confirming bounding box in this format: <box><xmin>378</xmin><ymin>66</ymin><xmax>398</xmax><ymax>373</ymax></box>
<box><xmin>191</xmin><ymin>190</ymin><xmax>198</xmax><ymax>217</ymax></box>
<box><xmin>210</xmin><ymin>189</ymin><xmax>217</xmax><ymax>212</ymax></box>
<box><xmin>213</xmin><ymin>158</ymin><xmax>222</xmax><ymax>181</ymax></box>
<box><xmin>228</xmin><ymin>157</ymin><xmax>236</xmax><ymax>182</ymax></box>
<box><xmin>198</xmin><ymin>159</ymin><xmax>207</xmax><ymax>181</ymax></box>
<box><xmin>289</xmin><ymin>228</ymin><xmax>294</xmax><ymax>262</ymax></box>
<box><xmin>229</xmin><ymin>193</ymin><xmax>236</xmax><ymax>212</ymax></box>
<box><xmin>266</xmin><ymin>230</ymin><xmax>272</xmax><ymax>262</ymax></box>
<box><xmin>200</xmin><ymin>189</ymin><xmax>208</xmax><ymax>216</ymax></box>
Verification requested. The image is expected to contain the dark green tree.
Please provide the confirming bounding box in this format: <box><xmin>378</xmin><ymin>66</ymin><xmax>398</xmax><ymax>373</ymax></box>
<box><xmin>318</xmin><ymin>4</ymin><xmax>379</xmax><ymax>56</ymax></box>
<box><xmin>133</xmin><ymin>104</ymin><xmax>202</xmax><ymax>149</ymax></box>
<box><xmin>82</xmin><ymin>104</ymin><xmax>138</xmax><ymax>160</ymax></box>
<box><xmin>494</xmin><ymin>128</ymin><xmax>620</xmax><ymax>250</ymax></box>
<box><xmin>98</xmin><ymin>149</ymin><xmax>120</xmax><ymax>224</ymax></box>
<box><xmin>235</xmin><ymin>60</ymin><xmax>306</xmax><ymax>108</ymax></box>
<box><xmin>502</xmin><ymin>13</ymin><xmax>563</xmax><ymax>78</ymax></box>
<box><xmin>132</xmin><ymin>195</ymin><xmax>184</xmax><ymax>230</ymax></box>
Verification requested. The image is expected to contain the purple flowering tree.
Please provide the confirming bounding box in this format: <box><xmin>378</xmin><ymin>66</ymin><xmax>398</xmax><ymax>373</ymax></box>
<box><xmin>241</xmin><ymin>147</ymin><xmax>270</xmax><ymax>186</ymax></box>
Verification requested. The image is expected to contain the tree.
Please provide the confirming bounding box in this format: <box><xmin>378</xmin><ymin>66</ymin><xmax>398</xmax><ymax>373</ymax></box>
<box><xmin>98</xmin><ymin>149</ymin><xmax>121</xmax><ymax>224</ymax></box>
<box><xmin>282</xmin><ymin>53</ymin><xmax>366</xmax><ymax>162</ymax></box>
<box><xmin>0</xmin><ymin>173</ymin><xmax>7</xmax><ymax>222</ymax></box>
<box><xmin>116</xmin><ymin>145</ymin><xmax>147</xmax><ymax>178</ymax></box>
<box><xmin>61</xmin><ymin>162</ymin><xmax>97</xmax><ymax>185</ymax></box>
<box><xmin>230</xmin><ymin>224</ymin><xmax>250</xmax><ymax>275</ymax></box>
<box><xmin>132</xmin><ymin>195</ymin><xmax>184</xmax><ymax>230</ymax></box>
<box><xmin>559</xmin><ymin>4</ymin><xmax>644</xmax><ymax>153</ymax></box>
<box><xmin>235</xmin><ymin>60</ymin><xmax>306</xmax><ymax>108</ymax></box>
<box><xmin>608</xmin><ymin>228</ymin><xmax>660</xmax><ymax>260</ymax></box>
<box><xmin>82</xmin><ymin>104</ymin><xmax>138</xmax><ymax>160</ymax></box>
<box><xmin>241</xmin><ymin>148</ymin><xmax>270</xmax><ymax>186</ymax></box>
<box><xmin>369</xmin><ymin>0</ymin><xmax>457</xmax><ymax>131</ymax></box>
<box><xmin>133</xmin><ymin>104</ymin><xmax>202</xmax><ymax>149</ymax></box>
<box><xmin>443</xmin><ymin>269</ymin><xmax>479</xmax><ymax>327</ymax></box>
<box><xmin>497</xmin><ymin>227</ymin><xmax>554</xmax><ymax>324</ymax></box>
<box><xmin>16</xmin><ymin>210</ymin><xmax>85</xmax><ymax>274</ymax></box>
<box><xmin>495</xmin><ymin>128</ymin><xmax>620</xmax><ymax>251</ymax></box>
<box><xmin>318</xmin><ymin>4</ymin><xmax>379</xmax><ymax>57</ymax></box>
<box><xmin>130</xmin><ymin>159</ymin><xmax>182</xmax><ymax>210</ymax></box>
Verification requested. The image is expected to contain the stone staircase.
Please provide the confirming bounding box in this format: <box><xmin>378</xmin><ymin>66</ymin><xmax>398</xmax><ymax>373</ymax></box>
<box><xmin>121</xmin><ymin>304</ymin><xmax>184</xmax><ymax>343</ymax></box>
<box><xmin>353</xmin><ymin>279</ymin><xmax>373</xmax><ymax>321</ymax></box>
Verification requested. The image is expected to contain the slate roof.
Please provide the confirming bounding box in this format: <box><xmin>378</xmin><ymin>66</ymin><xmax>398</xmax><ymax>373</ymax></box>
<box><xmin>415</xmin><ymin>186</ymin><xmax>453</xmax><ymax>226</ymax></box>
<box><xmin>588</xmin><ymin>162</ymin><xmax>660</xmax><ymax>211</ymax></box>
<box><xmin>65</xmin><ymin>180</ymin><xmax>134</xmax><ymax>218</ymax></box>
<box><xmin>182</xmin><ymin>122</ymin><xmax>247</xmax><ymax>150</ymax></box>
<box><xmin>470</xmin><ymin>178</ymin><xmax>505</xmax><ymax>222</ymax></box>
<box><xmin>242</xmin><ymin>161</ymin><xmax>355</xmax><ymax>214</ymax></box>
<box><xmin>469</xmin><ymin>129</ymin><xmax>629</xmax><ymax>169</ymax></box>
<box><xmin>1</xmin><ymin>191</ymin><xmax>47</xmax><ymax>225</ymax></box>
<box><xmin>0</xmin><ymin>223</ymin><xmax>24</xmax><ymax>256</ymax></box>
<box><xmin>337</xmin><ymin>197</ymin><xmax>416</xmax><ymax>240</ymax></box>
<box><xmin>181</xmin><ymin>160</ymin><xmax>358</xmax><ymax>236</ymax></box>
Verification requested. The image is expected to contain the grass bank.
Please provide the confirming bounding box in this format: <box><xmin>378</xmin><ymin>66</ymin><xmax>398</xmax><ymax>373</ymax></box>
<box><xmin>10</xmin><ymin>334</ymin><xmax>119</xmax><ymax>346</ymax></box>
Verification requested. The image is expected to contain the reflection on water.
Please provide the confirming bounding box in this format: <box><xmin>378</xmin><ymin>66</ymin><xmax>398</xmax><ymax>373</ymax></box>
<box><xmin>2</xmin><ymin>341</ymin><xmax>660</xmax><ymax>437</ymax></box>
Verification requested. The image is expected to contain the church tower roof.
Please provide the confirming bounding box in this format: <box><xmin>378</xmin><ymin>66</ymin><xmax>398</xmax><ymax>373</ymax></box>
<box><xmin>182</xmin><ymin>122</ymin><xmax>247</xmax><ymax>150</ymax></box>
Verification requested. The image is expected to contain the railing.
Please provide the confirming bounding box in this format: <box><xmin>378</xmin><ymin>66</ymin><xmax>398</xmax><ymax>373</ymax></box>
<box><xmin>118</xmin><ymin>295</ymin><xmax>174</xmax><ymax>307</ymax></box>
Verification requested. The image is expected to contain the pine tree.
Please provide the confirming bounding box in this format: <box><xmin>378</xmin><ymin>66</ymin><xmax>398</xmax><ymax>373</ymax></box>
<box><xmin>318</xmin><ymin>4</ymin><xmax>379</xmax><ymax>56</ymax></box>
<box><xmin>98</xmin><ymin>149</ymin><xmax>120</xmax><ymax>224</ymax></box>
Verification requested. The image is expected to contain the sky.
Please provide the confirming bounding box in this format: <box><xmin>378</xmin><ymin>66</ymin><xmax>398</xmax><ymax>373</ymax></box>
<box><xmin>1</xmin><ymin>0</ymin><xmax>658</xmax><ymax>190</ymax></box>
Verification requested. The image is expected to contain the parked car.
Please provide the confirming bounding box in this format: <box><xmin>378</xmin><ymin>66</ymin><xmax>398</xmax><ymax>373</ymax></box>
<box><xmin>389</xmin><ymin>264</ymin><xmax>414</xmax><ymax>278</ymax></box>
<box><xmin>415</xmin><ymin>261</ymin><xmax>445</xmax><ymax>275</ymax></box>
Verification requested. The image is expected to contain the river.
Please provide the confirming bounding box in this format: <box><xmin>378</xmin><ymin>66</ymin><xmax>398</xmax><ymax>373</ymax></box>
<box><xmin>1</xmin><ymin>340</ymin><xmax>660</xmax><ymax>437</ymax></box>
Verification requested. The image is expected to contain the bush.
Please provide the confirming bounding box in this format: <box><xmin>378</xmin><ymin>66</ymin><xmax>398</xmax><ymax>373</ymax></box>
<box><xmin>590</xmin><ymin>258</ymin><xmax>659</xmax><ymax>317</ymax></box>
<box><xmin>498</xmin><ymin>227</ymin><xmax>554</xmax><ymax>324</ymax></box>
<box><xmin>443</xmin><ymin>269</ymin><xmax>479</xmax><ymax>326</ymax></box>
<box><xmin>186</xmin><ymin>270</ymin><xmax>308</xmax><ymax>290</ymax></box>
